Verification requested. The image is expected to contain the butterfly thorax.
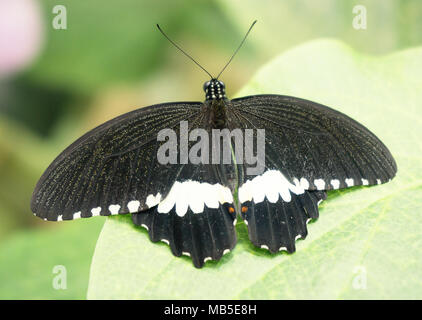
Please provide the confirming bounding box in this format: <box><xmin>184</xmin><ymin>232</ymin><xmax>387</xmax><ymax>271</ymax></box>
<box><xmin>204</xmin><ymin>98</ymin><xmax>228</xmax><ymax>129</ymax></box>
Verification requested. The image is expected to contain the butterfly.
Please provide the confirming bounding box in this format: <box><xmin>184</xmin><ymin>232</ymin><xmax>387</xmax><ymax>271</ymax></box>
<box><xmin>30</xmin><ymin>21</ymin><xmax>397</xmax><ymax>268</ymax></box>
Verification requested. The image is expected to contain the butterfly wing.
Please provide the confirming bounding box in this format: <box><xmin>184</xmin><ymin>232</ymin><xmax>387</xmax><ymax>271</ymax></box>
<box><xmin>31</xmin><ymin>101</ymin><xmax>238</xmax><ymax>267</ymax></box>
<box><xmin>31</xmin><ymin>102</ymin><xmax>205</xmax><ymax>220</ymax></box>
<box><xmin>130</xmin><ymin>144</ymin><xmax>238</xmax><ymax>268</ymax></box>
<box><xmin>132</xmin><ymin>201</ymin><xmax>236</xmax><ymax>268</ymax></box>
<box><xmin>129</xmin><ymin>123</ymin><xmax>239</xmax><ymax>268</ymax></box>
<box><xmin>229</xmin><ymin>94</ymin><xmax>396</xmax><ymax>252</ymax></box>
<box><xmin>240</xmin><ymin>190</ymin><xmax>327</xmax><ymax>253</ymax></box>
<box><xmin>230</xmin><ymin>94</ymin><xmax>397</xmax><ymax>189</ymax></box>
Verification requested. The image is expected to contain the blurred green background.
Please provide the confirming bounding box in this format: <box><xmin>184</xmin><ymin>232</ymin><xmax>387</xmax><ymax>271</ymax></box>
<box><xmin>0</xmin><ymin>0</ymin><xmax>421</xmax><ymax>299</ymax></box>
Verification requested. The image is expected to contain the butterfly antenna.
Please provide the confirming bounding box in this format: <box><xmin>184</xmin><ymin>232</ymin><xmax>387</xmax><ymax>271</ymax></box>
<box><xmin>157</xmin><ymin>24</ymin><xmax>214</xmax><ymax>79</ymax></box>
<box><xmin>216</xmin><ymin>20</ymin><xmax>257</xmax><ymax>80</ymax></box>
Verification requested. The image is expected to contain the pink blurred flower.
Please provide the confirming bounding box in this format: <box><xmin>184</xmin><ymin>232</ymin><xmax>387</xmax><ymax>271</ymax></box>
<box><xmin>0</xmin><ymin>0</ymin><xmax>44</xmax><ymax>78</ymax></box>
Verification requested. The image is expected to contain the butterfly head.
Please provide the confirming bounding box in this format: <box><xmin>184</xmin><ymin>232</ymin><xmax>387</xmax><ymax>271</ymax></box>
<box><xmin>203</xmin><ymin>79</ymin><xmax>226</xmax><ymax>101</ymax></box>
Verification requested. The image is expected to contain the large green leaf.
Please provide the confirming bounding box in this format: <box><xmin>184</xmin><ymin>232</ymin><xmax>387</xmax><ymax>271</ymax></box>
<box><xmin>0</xmin><ymin>218</ymin><xmax>104</xmax><ymax>299</ymax></box>
<box><xmin>87</xmin><ymin>40</ymin><xmax>422</xmax><ymax>299</ymax></box>
<box><xmin>218</xmin><ymin>0</ymin><xmax>422</xmax><ymax>55</ymax></box>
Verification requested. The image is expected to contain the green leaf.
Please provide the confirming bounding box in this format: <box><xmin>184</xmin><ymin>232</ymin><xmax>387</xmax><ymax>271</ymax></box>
<box><xmin>218</xmin><ymin>0</ymin><xmax>422</xmax><ymax>55</ymax></box>
<box><xmin>0</xmin><ymin>218</ymin><xmax>104</xmax><ymax>299</ymax></box>
<box><xmin>87</xmin><ymin>40</ymin><xmax>422</xmax><ymax>299</ymax></box>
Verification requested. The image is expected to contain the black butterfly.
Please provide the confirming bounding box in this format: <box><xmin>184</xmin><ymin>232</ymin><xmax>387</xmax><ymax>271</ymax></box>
<box><xmin>31</xmin><ymin>21</ymin><xmax>397</xmax><ymax>268</ymax></box>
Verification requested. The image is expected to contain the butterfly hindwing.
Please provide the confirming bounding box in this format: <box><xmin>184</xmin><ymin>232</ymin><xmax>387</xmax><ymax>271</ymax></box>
<box><xmin>240</xmin><ymin>189</ymin><xmax>326</xmax><ymax>253</ymax></box>
<box><xmin>129</xmin><ymin>137</ymin><xmax>238</xmax><ymax>267</ymax></box>
<box><xmin>132</xmin><ymin>202</ymin><xmax>236</xmax><ymax>268</ymax></box>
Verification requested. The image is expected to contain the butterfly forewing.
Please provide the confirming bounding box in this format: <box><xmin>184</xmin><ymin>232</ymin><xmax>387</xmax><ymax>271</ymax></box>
<box><xmin>230</xmin><ymin>94</ymin><xmax>397</xmax><ymax>190</ymax></box>
<box><xmin>31</xmin><ymin>102</ymin><xmax>205</xmax><ymax>220</ymax></box>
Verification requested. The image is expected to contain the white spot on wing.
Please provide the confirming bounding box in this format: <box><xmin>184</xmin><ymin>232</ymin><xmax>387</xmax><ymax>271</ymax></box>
<box><xmin>361</xmin><ymin>178</ymin><xmax>369</xmax><ymax>185</ymax></box>
<box><xmin>204</xmin><ymin>257</ymin><xmax>212</xmax><ymax>263</ymax></box>
<box><xmin>73</xmin><ymin>211</ymin><xmax>81</xmax><ymax>219</ymax></box>
<box><xmin>161</xmin><ymin>239</ymin><xmax>169</xmax><ymax>245</ymax></box>
<box><xmin>109</xmin><ymin>204</ymin><xmax>120</xmax><ymax>215</ymax></box>
<box><xmin>314</xmin><ymin>179</ymin><xmax>325</xmax><ymax>190</ymax></box>
<box><xmin>57</xmin><ymin>215</ymin><xmax>63</xmax><ymax>221</ymax></box>
<box><xmin>266</xmin><ymin>185</ymin><xmax>281</xmax><ymax>203</ymax></box>
<box><xmin>146</xmin><ymin>193</ymin><xmax>162</xmax><ymax>208</ymax></box>
<box><xmin>345</xmin><ymin>178</ymin><xmax>354</xmax><ymax>187</ymax></box>
<box><xmin>376</xmin><ymin>179</ymin><xmax>381</xmax><ymax>185</ymax></box>
<box><xmin>127</xmin><ymin>200</ymin><xmax>140</xmax><ymax>213</ymax></box>
<box><xmin>223</xmin><ymin>249</ymin><xmax>230</xmax><ymax>255</ymax></box>
<box><xmin>91</xmin><ymin>207</ymin><xmax>101</xmax><ymax>216</ymax></box>
<box><xmin>330</xmin><ymin>179</ymin><xmax>340</xmax><ymax>189</ymax></box>
<box><xmin>141</xmin><ymin>224</ymin><xmax>149</xmax><ymax>231</ymax></box>
<box><xmin>261</xmin><ymin>245</ymin><xmax>269</xmax><ymax>250</ymax></box>
<box><xmin>300</xmin><ymin>177</ymin><xmax>310</xmax><ymax>190</ymax></box>
<box><xmin>182</xmin><ymin>251</ymin><xmax>191</xmax><ymax>257</ymax></box>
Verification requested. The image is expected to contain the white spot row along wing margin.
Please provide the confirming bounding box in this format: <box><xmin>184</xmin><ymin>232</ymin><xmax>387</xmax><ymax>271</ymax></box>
<box><xmin>54</xmin><ymin>181</ymin><xmax>232</xmax><ymax>221</ymax></box>
<box><xmin>58</xmin><ymin>171</ymin><xmax>377</xmax><ymax>221</ymax></box>
<box><xmin>237</xmin><ymin>170</ymin><xmax>375</xmax><ymax>204</ymax></box>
